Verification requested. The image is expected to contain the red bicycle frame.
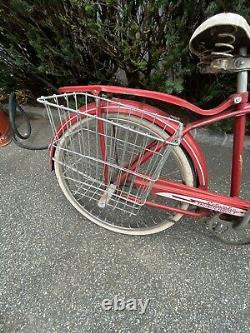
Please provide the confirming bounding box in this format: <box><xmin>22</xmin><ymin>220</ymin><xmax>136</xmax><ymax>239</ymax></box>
<box><xmin>57</xmin><ymin>83</ymin><xmax>250</xmax><ymax>219</ymax></box>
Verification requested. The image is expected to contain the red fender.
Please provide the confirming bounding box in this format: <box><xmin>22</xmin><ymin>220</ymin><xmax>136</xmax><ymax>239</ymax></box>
<box><xmin>48</xmin><ymin>99</ymin><xmax>208</xmax><ymax>189</ymax></box>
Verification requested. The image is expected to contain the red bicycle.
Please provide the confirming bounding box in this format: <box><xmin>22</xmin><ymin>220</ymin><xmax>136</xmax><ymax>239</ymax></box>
<box><xmin>38</xmin><ymin>13</ymin><xmax>250</xmax><ymax>244</ymax></box>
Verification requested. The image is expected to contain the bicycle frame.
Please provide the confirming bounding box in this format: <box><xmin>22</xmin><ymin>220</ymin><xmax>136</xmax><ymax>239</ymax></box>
<box><xmin>57</xmin><ymin>74</ymin><xmax>250</xmax><ymax>219</ymax></box>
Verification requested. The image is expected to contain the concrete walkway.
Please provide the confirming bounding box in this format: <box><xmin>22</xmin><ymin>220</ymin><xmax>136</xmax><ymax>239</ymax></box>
<box><xmin>0</xmin><ymin>112</ymin><xmax>249</xmax><ymax>332</ymax></box>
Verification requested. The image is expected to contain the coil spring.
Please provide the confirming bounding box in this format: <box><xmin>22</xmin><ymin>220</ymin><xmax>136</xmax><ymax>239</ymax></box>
<box><xmin>198</xmin><ymin>31</ymin><xmax>236</xmax><ymax>71</ymax></box>
<box><xmin>211</xmin><ymin>32</ymin><xmax>236</xmax><ymax>58</ymax></box>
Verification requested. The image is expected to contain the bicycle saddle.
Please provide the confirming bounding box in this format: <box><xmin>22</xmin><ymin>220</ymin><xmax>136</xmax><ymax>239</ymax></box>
<box><xmin>189</xmin><ymin>13</ymin><xmax>250</xmax><ymax>59</ymax></box>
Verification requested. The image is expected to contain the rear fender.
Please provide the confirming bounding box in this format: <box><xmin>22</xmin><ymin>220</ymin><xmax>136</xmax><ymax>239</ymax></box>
<box><xmin>48</xmin><ymin>99</ymin><xmax>208</xmax><ymax>189</ymax></box>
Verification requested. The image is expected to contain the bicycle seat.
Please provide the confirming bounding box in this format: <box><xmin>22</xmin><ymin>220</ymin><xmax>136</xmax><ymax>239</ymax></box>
<box><xmin>189</xmin><ymin>13</ymin><xmax>250</xmax><ymax>59</ymax></box>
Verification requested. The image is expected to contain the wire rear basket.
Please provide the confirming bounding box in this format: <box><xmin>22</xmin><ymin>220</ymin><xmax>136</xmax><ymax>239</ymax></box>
<box><xmin>38</xmin><ymin>92</ymin><xmax>183</xmax><ymax>215</ymax></box>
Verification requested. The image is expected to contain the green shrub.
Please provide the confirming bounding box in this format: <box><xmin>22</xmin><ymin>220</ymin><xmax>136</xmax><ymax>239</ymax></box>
<box><xmin>0</xmin><ymin>0</ymin><xmax>249</xmax><ymax>131</ymax></box>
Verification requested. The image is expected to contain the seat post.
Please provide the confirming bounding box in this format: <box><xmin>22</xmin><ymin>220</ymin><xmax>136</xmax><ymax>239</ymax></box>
<box><xmin>230</xmin><ymin>47</ymin><xmax>248</xmax><ymax>197</ymax></box>
<box><xmin>237</xmin><ymin>47</ymin><xmax>248</xmax><ymax>92</ymax></box>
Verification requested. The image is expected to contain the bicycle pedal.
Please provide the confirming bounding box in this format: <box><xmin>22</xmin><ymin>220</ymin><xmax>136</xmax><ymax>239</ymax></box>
<box><xmin>98</xmin><ymin>184</ymin><xmax>116</xmax><ymax>208</ymax></box>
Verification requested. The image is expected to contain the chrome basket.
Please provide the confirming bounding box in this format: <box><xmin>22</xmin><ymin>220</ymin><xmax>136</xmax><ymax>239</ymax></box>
<box><xmin>38</xmin><ymin>92</ymin><xmax>183</xmax><ymax>215</ymax></box>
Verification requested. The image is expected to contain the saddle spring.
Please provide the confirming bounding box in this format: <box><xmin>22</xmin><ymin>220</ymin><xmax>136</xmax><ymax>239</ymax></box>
<box><xmin>211</xmin><ymin>31</ymin><xmax>236</xmax><ymax>58</ymax></box>
<box><xmin>198</xmin><ymin>30</ymin><xmax>236</xmax><ymax>71</ymax></box>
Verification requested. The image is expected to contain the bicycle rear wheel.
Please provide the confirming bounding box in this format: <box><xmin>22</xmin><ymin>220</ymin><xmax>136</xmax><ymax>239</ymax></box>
<box><xmin>54</xmin><ymin>113</ymin><xmax>195</xmax><ymax>235</ymax></box>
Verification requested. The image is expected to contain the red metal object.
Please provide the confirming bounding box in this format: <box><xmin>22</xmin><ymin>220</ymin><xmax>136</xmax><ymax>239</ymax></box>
<box><xmin>58</xmin><ymin>85</ymin><xmax>248</xmax><ymax>116</ymax></box>
<box><xmin>143</xmin><ymin>178</ymin><xmax>250</xmax><ymax>217</ymax></box>
<box><xmin>145</xmin><ymin>200</ymin><xmax>205</xmax><ymax>217</ymax></box>
<box><xmin>182</xmin><ymin>106</ymin><xmax>250</xmax><ymax>135</ymax></box>
<box><xmin>51</xmin><ymin>85</ymin><xmax>250</xmax><ymax>218</ymax></box>
<box><xmin>0</xmin><ymin>110</ymin><xmax>12</xmax><ymax>147</ymax></box>
<box><xmin>96</xmin><ymin>100</ymin><xmax>109</xmax><ymax>184</ymax></box>
<box><xmin>230</xmin><ymin>104</ymin><xmax>248</xmax><ymax>197</ymax></box>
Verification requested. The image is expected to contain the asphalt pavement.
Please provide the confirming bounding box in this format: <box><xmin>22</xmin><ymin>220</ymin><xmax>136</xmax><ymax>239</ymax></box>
<box><xmin>0</xmin><ymin>112</ymin><xmax>250</xmax><ymax>333</ymax></box>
